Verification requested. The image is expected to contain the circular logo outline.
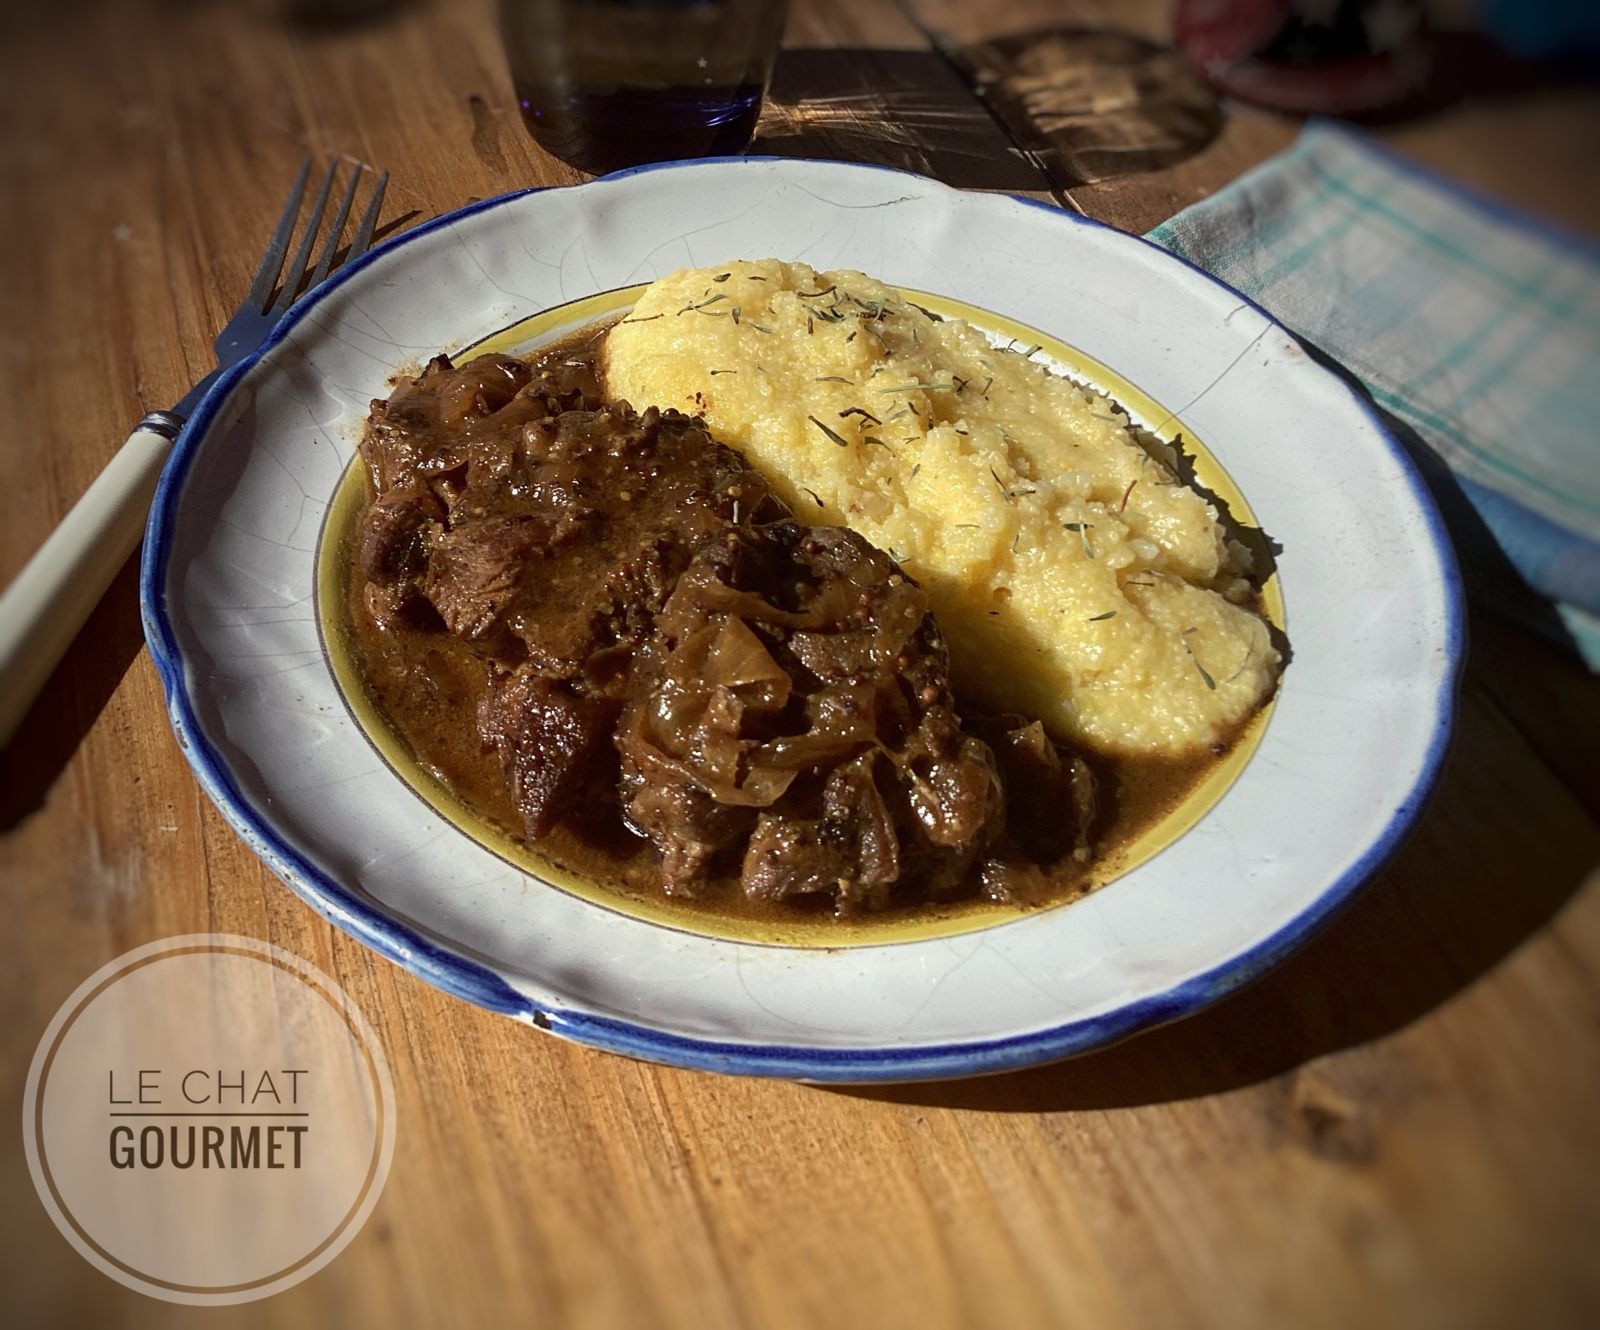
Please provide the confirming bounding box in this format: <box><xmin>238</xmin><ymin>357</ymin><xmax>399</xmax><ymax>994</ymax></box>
<box><xmin>22</xmin><ymin>934</ymin><xmax>397</xmax><ymax>1306</ymax></box>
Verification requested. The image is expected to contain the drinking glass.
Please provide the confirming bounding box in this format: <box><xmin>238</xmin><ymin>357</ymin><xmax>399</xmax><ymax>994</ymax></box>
<box><xmin>498</xmin><ymin>0</ymin><xmax>789</xmax><ymax>174</ymax></box>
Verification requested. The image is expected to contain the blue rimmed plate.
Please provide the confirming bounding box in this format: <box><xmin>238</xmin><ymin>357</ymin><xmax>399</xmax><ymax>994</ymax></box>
<box><xmin>141</xmin><ymin>158</ymin><xmax>1462</xmax><ymax>1081</ymax></box>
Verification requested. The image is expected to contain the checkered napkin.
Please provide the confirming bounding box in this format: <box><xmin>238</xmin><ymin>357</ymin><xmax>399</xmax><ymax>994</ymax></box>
<box><xmin>1147</xmin><ymin>120</ymin><xmax>1600</xmax><ymax>668</ymax></box>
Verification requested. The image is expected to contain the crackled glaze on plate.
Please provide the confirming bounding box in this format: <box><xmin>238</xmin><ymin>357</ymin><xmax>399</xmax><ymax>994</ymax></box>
<box><xmin>141</xmin><ymin>158</ymin><xmax>1462</xmax><ymax>1081</ymax></box>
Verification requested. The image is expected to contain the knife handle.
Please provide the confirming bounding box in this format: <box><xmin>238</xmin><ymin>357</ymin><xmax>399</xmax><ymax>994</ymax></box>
<box><xmin>0</xmin><ymin>412</ymin><xmax>182</xmax><ymax>747</ymax></box>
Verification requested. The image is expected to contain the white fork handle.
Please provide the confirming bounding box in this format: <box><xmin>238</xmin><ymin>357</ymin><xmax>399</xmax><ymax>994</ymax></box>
<box><xmin>0</xmin><ymin>413</ymin><xmax>182</xmax><ymax>747</ymax></box>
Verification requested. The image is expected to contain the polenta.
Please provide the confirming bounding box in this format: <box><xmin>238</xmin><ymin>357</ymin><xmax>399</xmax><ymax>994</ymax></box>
<box><xmin>604</xmin><ymin>259</ymin><xmax>1279</xmax><ymax>757</ymax></box>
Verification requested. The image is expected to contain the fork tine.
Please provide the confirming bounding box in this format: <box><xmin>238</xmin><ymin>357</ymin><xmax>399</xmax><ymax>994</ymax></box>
<box><xmin>343</xmin><ymin>169</ymin><xmax>389</xmax><ymax>265</ymax></box>
<box><xmin>268</xmin><ymin>160</ymin><xmax>339</xmax><ymax>317</ymax></box>
<box><xmin>307</xmin><ymin>163</ymin><xmax>364</xmax><ymax>294</ymax></box>
<box><xmin>244</xmin><ymin>156</ymin><xmax>311</xmax><ymax>311</ymax></box>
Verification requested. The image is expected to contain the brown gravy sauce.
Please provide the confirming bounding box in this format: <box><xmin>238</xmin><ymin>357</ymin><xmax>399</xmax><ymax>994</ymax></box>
<box><xmin>339</xmin><ymin>328</ymin><xmax>1241</xmax><ymax>930</ymax></box>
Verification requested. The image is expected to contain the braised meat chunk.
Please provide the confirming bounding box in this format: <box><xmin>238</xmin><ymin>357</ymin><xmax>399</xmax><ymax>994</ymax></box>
<box><xmin>477</xmin><ymin>667</ymin><xmax>616</xmax><ymax>839</ymax></box>
<box><xmin>615</xmin><ymin>522</ymin><xmax>1005</xmax><ymax>910</ymax></box>
<box><xmin>351</xmin><ymin>342</ymin><xmax>1099</xmax><ymax>918</ymax></box>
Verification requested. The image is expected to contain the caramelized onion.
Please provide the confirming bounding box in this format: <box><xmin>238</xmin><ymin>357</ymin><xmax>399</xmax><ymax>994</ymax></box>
<box><xmin>705</xmin><ymin>617</ymin><xmax>791</xmax><ymax>708</ymax></box>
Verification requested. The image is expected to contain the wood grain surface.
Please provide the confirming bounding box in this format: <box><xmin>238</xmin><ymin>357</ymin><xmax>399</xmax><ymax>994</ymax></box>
<box><xmin>2</xmin><ymin>2</ymin><xmax>1597</xmax><ymax>1327</ymax></box>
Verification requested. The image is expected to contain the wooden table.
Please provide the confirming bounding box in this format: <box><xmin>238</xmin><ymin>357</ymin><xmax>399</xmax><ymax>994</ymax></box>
<box><xmin>3</xmin><ymin>2</ymin><xmax>1597</xmax><ymax>1326</ymax></box>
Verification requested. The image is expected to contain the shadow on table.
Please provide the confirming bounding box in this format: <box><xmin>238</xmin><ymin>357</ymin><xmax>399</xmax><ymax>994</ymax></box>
<box><xmin>839</xmin><ymin>353</ymin><xmax>1600</xmax><ymax>1114</ymax></box>
<box><xmin>751</xmin><ymin>47</ymin><xmax>1052</xmax><ymax>193</ymax></box>
<box><xmin>0</xmin><ymin>551</ymin><xmax>147</xmax><ymax>829</ymax></box>
<box><xmin>753</xmin><ymin>32</ymin><xmax>1227</xmax><ymax>197</ymax></box>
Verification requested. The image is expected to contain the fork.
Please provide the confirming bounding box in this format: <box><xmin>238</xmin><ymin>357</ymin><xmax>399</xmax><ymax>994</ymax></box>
<box><xmin>0</xmin><ymin>157</ymin><xmax>387</xmax><ymax>747</ymax></box>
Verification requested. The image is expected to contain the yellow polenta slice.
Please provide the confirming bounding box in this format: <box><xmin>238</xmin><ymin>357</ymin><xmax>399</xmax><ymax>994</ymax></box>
<box><xmin>604</xmin><ymin>258</ymin><xmax>1278</xmax><ymax>757</ymax></box>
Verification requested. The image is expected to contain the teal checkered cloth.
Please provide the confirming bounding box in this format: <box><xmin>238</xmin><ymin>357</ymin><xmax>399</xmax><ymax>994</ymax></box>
<box><xmin>1149</xmin><ymin>121</ymin><xmax>1600</xmax><ymax>667</ymax></box>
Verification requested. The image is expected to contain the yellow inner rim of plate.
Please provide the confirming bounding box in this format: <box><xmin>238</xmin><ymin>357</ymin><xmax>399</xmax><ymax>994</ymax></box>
<box><xmin>318</xmin><ymin>284</ymin><xmax>1283</xmax><ymax>948</ymax></box>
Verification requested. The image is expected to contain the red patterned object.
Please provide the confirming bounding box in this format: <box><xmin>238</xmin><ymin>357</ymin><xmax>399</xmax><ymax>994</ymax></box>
<box><xmin>1177</xmin><ymin>0</ymin><xmax>1432</xmax><ymax>115</ymax></box>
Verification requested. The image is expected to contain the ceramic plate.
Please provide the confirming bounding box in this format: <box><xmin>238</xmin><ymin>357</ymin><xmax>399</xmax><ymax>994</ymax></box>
<box><xmin>142</xmin><ymin>158</ymin><xmax>1462</xmax><ymax>1081</ymax></box>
